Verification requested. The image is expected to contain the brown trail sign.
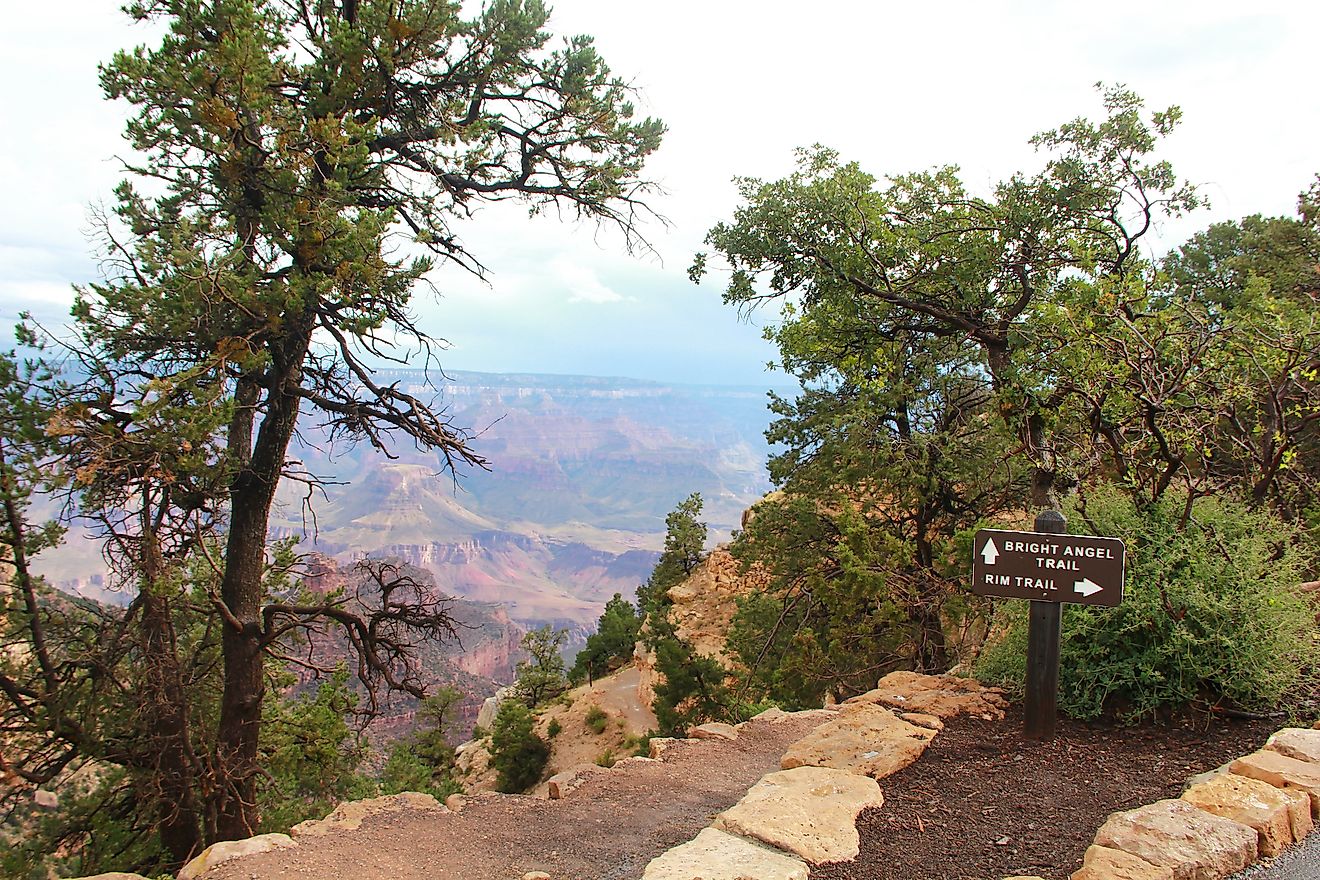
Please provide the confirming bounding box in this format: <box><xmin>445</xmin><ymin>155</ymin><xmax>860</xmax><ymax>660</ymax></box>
<box><xmin>971</xmin><ymin>528</ymin><xmax>1125</xmax><ymax>607</ymax></box>
<box><xmin>973</xmin><ymin>511</ymin><xmax>1127</xmax><ymax>741</ymax></box>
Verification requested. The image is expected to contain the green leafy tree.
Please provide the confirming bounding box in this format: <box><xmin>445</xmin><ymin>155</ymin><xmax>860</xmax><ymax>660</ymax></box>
<box><xmin>378</xmin><ymin>685</ymin><xmax>464</xmax><ymax>800</ymax></box>
<box><xmin>693</xmin><ymin>87</ymin><xmax>1207</xmax><ymax>697</ymax></box>
<box><xmin>638</xmin><ymin>492</ymin><xmax>706</xmax><ymax>616</ymax></box>
<box><xmin>44</xmin><ymin>0</ymin><xmax>662</xmax><ymax>848</ymax></box>
<box><xmin>488</xmin><ymin>699</ymin><xmax>549</xmax><ymax>793</ymax></box>
<box><xmin>571</xmin><ymin>593</ymin><xmax>642</xmax><ymax>684</ymax></box>
<box><xmin>513</xmin><ymin>626</ymin><xmax>568</xmax><ymax>707</ymax></box>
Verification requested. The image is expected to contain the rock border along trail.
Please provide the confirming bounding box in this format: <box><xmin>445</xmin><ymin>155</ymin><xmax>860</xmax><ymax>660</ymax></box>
<box><xmin>153</xmin><ymin>673</ymin><xmax>1320</xmax><ymax>880</ymax></box>
<box><xmin>194</xmin><ymin>710</ymin><xmax>828</xmax><ymax>880</ymax></box>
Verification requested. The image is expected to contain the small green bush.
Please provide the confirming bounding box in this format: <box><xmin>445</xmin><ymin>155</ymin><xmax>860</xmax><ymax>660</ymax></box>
<box><xmin>546</xmin><ymin>717</ymin><xmax>562</xmax><ymax>738</ymax></box>
<box><xmin>594</xmin><ymin>749</ymin><xmax>617</xmax><ymax>768</ymax></box>
<box><xmin>975</xmin><ymin>486</ymin><xmax>1318</xmax><ymax>721</ymax></box>
<box><xmin>584</xmin><ymin>705</ymin><xmax>609</xmax><ymax>734</ymax></box>
<box><xmin>488</xmin><ymin>701</ymin><xmax>549</xmax><ymax>793</ymax></box>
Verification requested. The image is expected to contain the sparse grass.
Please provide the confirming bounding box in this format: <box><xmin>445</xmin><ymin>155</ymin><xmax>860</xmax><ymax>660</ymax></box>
<box><xmin>585</xmin><ymin>705</ymin><xmax>609</xmax><ymax>735</ymax></box>
<box><xmin>594</xmin><ymin>749</ymin><xmax>617</xmax><ymax>768</ymax></box>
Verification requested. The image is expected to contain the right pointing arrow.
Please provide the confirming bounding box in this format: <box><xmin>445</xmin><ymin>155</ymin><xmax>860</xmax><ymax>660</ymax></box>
<box><xmin>1073</xmin><ymin>577</ymin><xmax>1102</xmax><ymax>598</ymax></box>
<box><xmin>980</xmin><ymin>538</ymin><xmax>1000</xmax><ymax>565</ymax></box>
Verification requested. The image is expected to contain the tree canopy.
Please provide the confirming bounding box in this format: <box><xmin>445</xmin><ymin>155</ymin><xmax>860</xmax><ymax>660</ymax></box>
<box><xmin>2</xmin><ymin>0</ymin><xmax>663</xmax><ymax>868</ymax></box>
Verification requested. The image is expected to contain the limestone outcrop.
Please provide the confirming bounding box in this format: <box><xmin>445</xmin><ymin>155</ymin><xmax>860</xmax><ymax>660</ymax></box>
<box><xmin>780</xmin><ymin>702</ymin><xmax>936</xmax><ymax>779</ymax></box>
<box><xmin>851</xmin><ymin>670</ymin><xmax>1010</xmax><ymax>720</ymax></box>
<box><xmin>176</xmin><ymin>833</ymin><xmax>297</xmax><ymax>880</ymax></box>
<box><xmin>290</xmin><ymin>792</ymin><xmax>446</xmax><ymax>839</ymax></box>
<box><xmin>640</xmin><ymin>827</ymin><xmax>808</xmax><ymax>880</ymax></box>
<box><xmin>712</xmin><ymin>766</ymin><xmax>884</xmax><ymax>864</ymax></box>
<box><xmin>1092</xmin><ymin>799</ymin><xmax>1257</xmax><ymax>880</ymax></box>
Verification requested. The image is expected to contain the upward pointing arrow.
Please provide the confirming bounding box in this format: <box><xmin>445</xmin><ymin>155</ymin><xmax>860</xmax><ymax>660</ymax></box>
<box><xmin>981</xmin><ymin>538</ymin><xmax>1000</xmax><ymax>565</ymax></box>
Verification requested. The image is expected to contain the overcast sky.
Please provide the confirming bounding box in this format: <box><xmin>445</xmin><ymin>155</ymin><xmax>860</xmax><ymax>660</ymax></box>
<box><xmin>2</xmin><ymin>0</ymin><xmax>1317</xmax><ymax>386</ymax></box>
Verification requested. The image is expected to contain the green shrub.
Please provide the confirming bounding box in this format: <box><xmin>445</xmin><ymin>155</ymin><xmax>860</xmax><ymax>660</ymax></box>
<box><xmin>488</xmin><ymin>701</ymin><xmax>549</xmax><ymax>793</ymax></box>
<box><xmin>974</xmin><ymin>486</ymin><xmax>1318</xmax><ymax>721</ymax></box>
<box><xmin>594</xmin><ymin>749</ymin><xmax>617</xmax><ymax>768</ymax></box>
<box><xmin>584</xmin><ymin>705</ymin><xmax>609</xmax><ymax>734</ymax></box>
<box><xmin>546</xmin><ymin>717</ymin><xmax>562</xmax><ymax>738</ymax></box>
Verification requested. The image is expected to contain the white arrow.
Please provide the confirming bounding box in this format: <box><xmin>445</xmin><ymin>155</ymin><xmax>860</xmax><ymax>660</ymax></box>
<box><xmin>1073</xmin><ymin>577</ymin><xmax>1103</xmax><ymax>598</ymax></box>
<box><xmin>980</xmin><ymin>538</ymin><xmax>1000</xmax><ymax>565</ymax></box>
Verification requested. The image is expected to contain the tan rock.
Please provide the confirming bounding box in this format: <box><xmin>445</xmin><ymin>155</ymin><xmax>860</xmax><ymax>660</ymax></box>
<box><xmin>1093</xmin><ymin>799</ymin><xmax>1256</xmax><ymax>880</ymax></box>
<box><xmin>1182</xmin><ymin>772</ymin><xmax>1311</xmax><ymax>857</ymax></box>
<box><xmin>611</xmin><ymin>755</ymin><xmax>659</xmax><ymax>771</ymax></box>
<box><xmin>177</xmin><ymin>833</ymin><xmax>297</xmax><ymax>880</ymax></box>
<box><xmin>899</xmin><ymin>712</ymin><xmax>944</xmax><ymax>731</ymax></box>
<box><xmin>851</xmin><ymin>670</ymin><xmax>1009</xmax><ymax>720</ymax></box>
<box><xmin>1231</xmin><ymin>749</ymin><xmax>1320</xmax><ymax>817</ymax></box>
<box><xmin>62</xmin><ymin>874</ymin><xmax>153</xmax><ymax>880</ymax></box>
<box><xmin>648</xmin><ymin>736</ymin><xmax>680</xmax><ymax>759</ymax></box>
<box><xmin>689</xmin><ymin>722</ymin><xmax>739</xmax><ymax>741</ymax></box>
<box><xmin>1070</xmin><ymin>845</ymin><xmax>1174</xmax><ymax>880</ymax></box>
<box><xmin>290</xmin><ymin>791</ymin><xmax>444</xmax><ymax>838</ymax></box>
<box><xmin>523</xmin><ymin>873</ymin><xmax>552</xmax><ymax>880</ymax></box>
<box><xmin>640</xmin><ymin>827</ymin><xmax>808</xmax><ymax>880</ymax></box>
<box><xmin>713</xmin><ymin>766</ymin><xmax>884</xmax><ymax>863</ymax></box>
<box><xmin>1266</xmin><ymin>728</ymin><xmax>1320</xmax><ymax>765</ymax></box>
<box><xmin>781</xmin><ymin>703</ymin><xmax>936</xmax><ymax>780</ymax></box>
<box><xmin>444</xmin><ymin>793</ymin><xmax>467</xmax><ymax>812</ymax></box>
<box><xmin>751</xmin><ymin>707</ymin><xmax>838</xmax><ymax>726</ymax></box>
<box><xmin>547</xmin><ymin>764</ymin><xmax>605</xmax><ymax>799</ymax></box>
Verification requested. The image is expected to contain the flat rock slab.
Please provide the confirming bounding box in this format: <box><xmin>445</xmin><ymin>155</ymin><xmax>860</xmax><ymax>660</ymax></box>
<box><xmin>178</xmin><ymin>833</ymin><xmax>297</xmax><ymax>880</ymax></box>
<box><xmin>690</xmin><ymin>722</ymin><xmax>739</xmax><ymax>741</ymax></box>
<box><xmin>1071</xmin><ymin>845</ymin><xmax>1176</xmax><ymax>880</ymax></box>
<box><xmin>751</xmin><ymin>707</ymin><xmax>839</xmax><ymax>725</ymax></box>
<box><xmin>1266</xmin><ymin>728</ymin><xmax>1320</xmax><ymax>765</ymax></box>
<box><xmin>1093</xmin><ymin>799</ymin><xmax>1256</xmax><ymax>880</ymax></box>
<box><xmin>1232</xmin><ymin>749</ymin><xmax>1320</xmax><ymax>817</ymax></box>
<box><xmin>713</xmin><ymin>765</ymin><xmax>884</xmax><ymax>864</ymax></box>
<box><xmin>640</xmin><ymin>827</ymin><xmax>809</xmax><ymax>880</ymax></box>
<box><xmin>63</xmin><ymin>874</ymin><xmax>154</xmax><ymax>880</ymax></box>
<box><xmin>781</xmin><ymin>703</ymin><xmax>936</xmax><ymax>779</ymax></box>
<box><xmin>291</xmin><ymin>791</ymin><xmax>444</xmax><ymax>838</ymax></box>
<box><xmin>849</xmin><ymin>670</ymin><xmax>1009</xmax><ymax>720</ymax></box>
<box><xmin>1182</xmin><ymin>771</ymin><xmax>1312</xmax><ymax>857</ymax></box>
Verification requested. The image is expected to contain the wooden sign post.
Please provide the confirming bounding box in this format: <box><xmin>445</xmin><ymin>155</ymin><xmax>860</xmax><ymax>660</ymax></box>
<box><xmin>971</xmin><ymin>511</ymin><xmax>1126</xmax><ymax>741</ymax></box>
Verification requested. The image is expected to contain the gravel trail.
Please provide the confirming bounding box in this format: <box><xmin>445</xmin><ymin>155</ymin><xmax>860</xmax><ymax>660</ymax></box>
<box><xmin>204</xmin><ymin>712</ymin><xmax>825</xmax><ymax>880</ymax></box>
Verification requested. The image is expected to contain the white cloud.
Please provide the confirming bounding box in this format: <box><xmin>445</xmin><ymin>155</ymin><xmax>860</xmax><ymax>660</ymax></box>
<box><xmin>551</xmin><ymin>256</ymin><xmax>627</xmax><ymax>304</ymax></box>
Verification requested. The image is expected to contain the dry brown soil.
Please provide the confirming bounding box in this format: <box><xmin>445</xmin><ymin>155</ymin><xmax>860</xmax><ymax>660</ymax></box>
<box><xmin>204</xmin><ymin>712</ymin><xmax>825</xmax><ymax>880</ymax></box>
<box><xmin>815</xmin><ymin>704</ymin><xmax>1276</xmax><ymax>880</ymax></box>
<box><xmin>204</xmin><ymin>704</ymin><xmax>1277</xmax><ymax>880</ymax></box>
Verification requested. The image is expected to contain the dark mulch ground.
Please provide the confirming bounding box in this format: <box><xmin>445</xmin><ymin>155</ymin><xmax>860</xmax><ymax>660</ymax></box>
<box><xmin>815</xmin><ymin>704</ymin><xmax>1278</xmax><ymax>880</ymax></box>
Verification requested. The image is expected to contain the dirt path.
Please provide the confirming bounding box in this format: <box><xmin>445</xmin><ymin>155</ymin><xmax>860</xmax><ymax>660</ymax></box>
<box><xmin>592</xmin><ymin>666</ymin><xmax>654</xmax><ymax>731</ymax></box>
<box><xmin>207</xmin><ymin>712</ymin><xmax>824</xmax><ymax>880</ymax></box>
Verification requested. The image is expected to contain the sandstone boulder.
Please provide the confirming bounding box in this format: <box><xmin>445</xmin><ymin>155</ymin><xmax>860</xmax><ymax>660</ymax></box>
<box><xmin>1093</xmin><ymin>799</ymin><xmax>1256</xmax><ymax>880</ymax></box>
<box><xmin>1231</xmin><ymin>749</ymin><xmax>1320</xmax><ymax>817</ymax></box>
<box><xmin>899</xmin><ymin>712</ymin><xmax>944</xmax><ymax>731</ymax></box>
<box><xmin>751</xmin><ymin>706</ymin><xmax>838</xmax><ymax>726</ymax></box>
<box><xmin>1070</xmin><ymin>845</ymin><xmax>1175</xmax><ymax>880</ymax></box>
<box><xmin>648</xmin><ymin>736</ymin><xmax>680</xmax><ymax>759</ymax></box>
<box><xmin>547</xmin><ymin>764</ymin><xmax>605</xmax><ymax>799</ymax></box>
<box><xmin>780</xmin><ymin>702</ymin><xmax>936</xmax><ymax>780</ymax></box>
<box><xmin>851</xmin><ymin>670</ymin><xmax>1008</xmax><ymax>720</ymax></box>
<box><xmin>1265</xmin><ymin>728</ymin><xmax>1320</xmax><ymax>765</ymax></box>
<box><xmin>177</xmin><ymin>833</ymin><xmax>297</xmax><ymax>880</ymax></box>
<box><xmin>1181</xmin><ymin>772</ymin><xmax>1312</xmax><ymax>857</ymax></box>
<box><xmin>62</xmin><ymin>874</ymin><xmax>153</xmax><ymax>880</ymax></box>
<box><xmin>689</xmin><ymin>722</ymin><xmax>739</xmax><ymax>741</ymax></box>
<box><xmin>713</xmin><ymin>766</ymin><xmax>884</xmax><ymax>863</ymax></box>
<box><xmin>291</xmin><ymin>791</ymin><xmax>444</xmax><ymax>839</ymax></box>
<box><xmin>640</xmin><ymin>827</ymin><xmax>808</xmax><ymax>880</ymax></box>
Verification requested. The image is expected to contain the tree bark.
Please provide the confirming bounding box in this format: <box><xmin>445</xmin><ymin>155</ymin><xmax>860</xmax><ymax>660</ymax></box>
<box><xmin>213</xmin><ymin>332</ymin><xmax>310</xmax><ymax>841</ymax></box>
